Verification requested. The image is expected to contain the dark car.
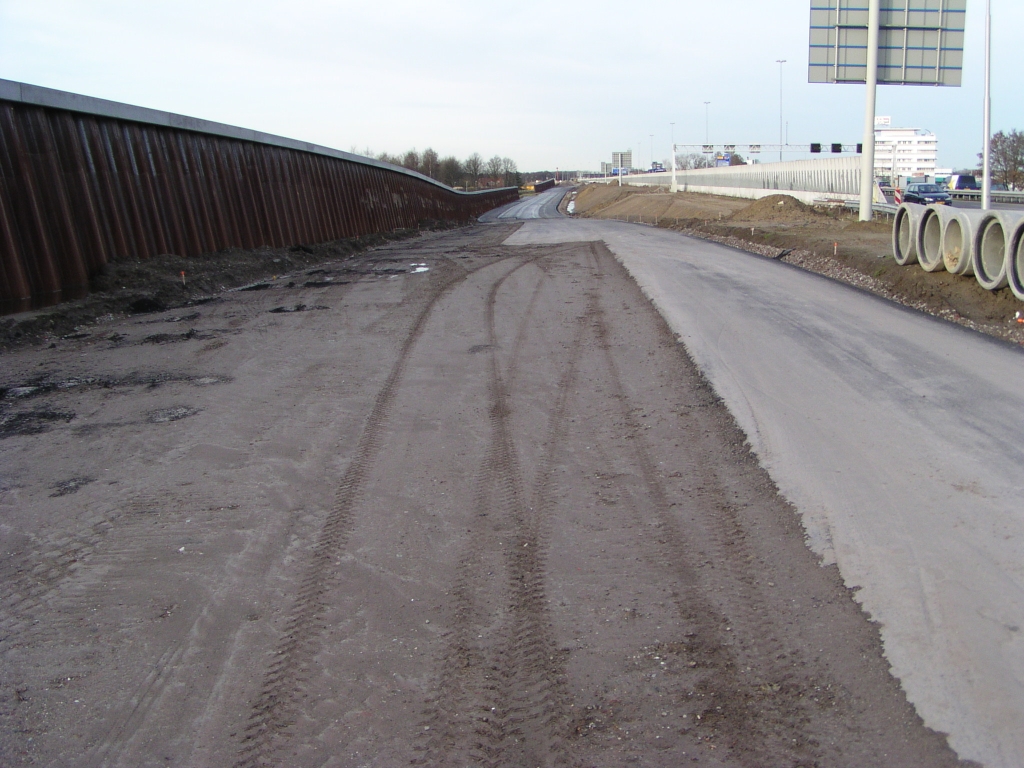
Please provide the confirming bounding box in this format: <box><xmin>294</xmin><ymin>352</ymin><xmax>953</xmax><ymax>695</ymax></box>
<box><xmin>950</xmin><ymin>175</ymin><xmax>979</xmax><ymax>190</ymax></box>
<box><xmin>904</xmin><ymin>183</ymin><xmax>952</xmax><ymax>205</ymax></box>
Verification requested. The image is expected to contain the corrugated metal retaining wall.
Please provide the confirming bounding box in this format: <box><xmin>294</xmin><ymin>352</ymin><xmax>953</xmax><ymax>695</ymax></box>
<box><xmin>0</xmin><ymin>80</ymin><xmax>519</xmax><ymax>315</ymax></box>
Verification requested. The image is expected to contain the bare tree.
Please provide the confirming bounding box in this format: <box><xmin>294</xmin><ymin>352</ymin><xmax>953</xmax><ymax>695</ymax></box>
<box><xmin>678</xmin><ymin>153</ymin><xmax>713</xmax><ymax>170</ymax></box>
<box><xmin>502</xmin><ymin>157</ymin><xmax>518</xmax><ymax>187</ymax></box>
<box><xmin>981</xmin><ymin>130</ymin><xmax>1024</xmax><ymax>190</ymax></box>
<box><xmin>421</xmin><ymin>148</ymin><xmax>440</xmax><ymax>180</ymax></box>
<box><xmin>402</xmin><ymin>149</ymin><xmax>421</xmax><ymax>173</ymax></box>
<box><xmin>486</xmin><ymin>155</ymin><xmax>503</xmax><ymax>184</ymax></box>
<box><xmin>464</xmin><ymin>153</ymin><xmax>483</xmax><ymax>190</ymax></box>
<box><xmin>440</xmin><ymin>156</ymin><xmax>464</xmax><ymax>188</ymax></box>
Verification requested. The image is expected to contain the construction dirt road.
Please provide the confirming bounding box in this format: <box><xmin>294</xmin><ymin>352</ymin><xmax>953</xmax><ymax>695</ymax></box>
<box><xmin>1</xmin><ymin>222</ymin><xmax>974</xmax><ymax>767</ymax></box>
<box><xmin>568</xmin><ymin>184</ymin><xmax>1024</xmax><ymax>348</ymax></box>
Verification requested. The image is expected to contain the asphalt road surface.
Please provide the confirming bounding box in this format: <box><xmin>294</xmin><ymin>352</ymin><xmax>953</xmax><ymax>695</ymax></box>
<box><xmin>507</xmin><ymin>213</ymin><xmax>1024</xmax><ymax>768</ymax></box>
<box><xmin>480</xmin><ymin>187</ymin><xmax>567</xmax><ymax>221</ymax></box>
<box><xmin>0</xmin><ymin>198</ymin><xmax>1009</xmax><ymax>767</ymax></box>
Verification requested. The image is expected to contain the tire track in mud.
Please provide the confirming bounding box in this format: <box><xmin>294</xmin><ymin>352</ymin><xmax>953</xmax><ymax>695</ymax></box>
<box><xmin>0</xmin><ymin>487</ymin><xmax>203</xmax><ymax>652</ymax></box>
<box><xmin>580</xmin><ymin>242</ymin><xmax>825</xmax><ymax>763</ymax></box>
<box><xmin>54</xmin><ymin>498</ymin><xmax>249</xmax><ymax>768</ymax></box>
<box><xmin>233</xmin><ymin>257</ymin><xmax>481</xmax><ymax>767</ymax></box>
<box><xmin>82</xmin><ymin>243</ymin><xmax>526</xmax><ymax>768</ymax></box>
<box><xmin>416</xmin><ymin>244</ymin><xmax>596</xmax><ymax>767</ymax></box>
<box><xmin>81</xmin><ymin>636</ymin><xmax>190</xmax><ymax>768</ymax></box>
<box><xmin>0</xmin><ymin>516</ymin><xmax>115</xmax><ymax>652</ymax></box>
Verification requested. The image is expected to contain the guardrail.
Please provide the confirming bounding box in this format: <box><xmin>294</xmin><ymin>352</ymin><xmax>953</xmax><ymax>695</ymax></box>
<box><xmin>0</xmin><ymin>80</ymin><xmax>518</xmax><ymax>314</ymax></box>
<box><xmin>946</xmin><ymin>189</ymin><xmax>1024</xmax><ymax>204</ymax></box>
<box><xmin>844</xmin><ymin>201</ymin><xmax>899</xmax><ymax>217</ymax></box>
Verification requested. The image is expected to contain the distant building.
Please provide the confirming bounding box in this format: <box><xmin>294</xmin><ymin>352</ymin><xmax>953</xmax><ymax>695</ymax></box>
<box><xmin>874</xmin><ymin>123</ymin><xmax>938</xmax><ymax>182</ymax></box>
<box><xmin>601</xmin><ymin>162</ymin><xmax>613</xmax><ymax>175</ymax></box>
<box><xmin>611</xmin><ymin>151</ymin><xmax>632</xmax><ymax>172</ymax></box>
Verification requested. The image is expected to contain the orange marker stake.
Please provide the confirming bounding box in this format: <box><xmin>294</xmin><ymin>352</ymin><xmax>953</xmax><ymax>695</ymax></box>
<box><xmin>180</xmin><ymin>271</ymin><xmax>186</xmax><ymax>287</ymax></box>
<box><xmin>833</xmin><ymin>242</ymin><xmax>838</xmax><ymax>257</ymax></box>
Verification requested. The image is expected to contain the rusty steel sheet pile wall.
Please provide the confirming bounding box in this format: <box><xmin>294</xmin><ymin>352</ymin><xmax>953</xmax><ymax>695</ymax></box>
<box><xmin>0</xmin><ymin>82</ymin><xmax>518</xmax><ymax>314</ymax></box>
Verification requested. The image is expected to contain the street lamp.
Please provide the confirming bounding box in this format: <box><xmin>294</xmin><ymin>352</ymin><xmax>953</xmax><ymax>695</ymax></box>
<box><xmin>649</xmin><ymin>134</ymin><xmax>654</xmax><ymax>170</ymax></box>
<box><xmin>982</xmin><ymin>0</ymin><xmax>992</xmax><ymax>209</ymax></box>
<box><xmin>776</xmin><ymin>59</ymin><xmax>787</xmax><ymax>162</ymax></box>
<box><xmin>704</xmin><ymin>101</ymin><xmax>711</xmax><ymax>167</ymax></box>
<box><xmin>670</xmin><ymin>122</ymin><xmax>677</xmax><ymax>193</ymax></box>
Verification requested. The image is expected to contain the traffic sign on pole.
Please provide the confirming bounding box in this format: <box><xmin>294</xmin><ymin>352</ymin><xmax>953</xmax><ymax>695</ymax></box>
<box><xmin>809</xmin><ymin>0</ymin><xmax>967</xmax><ymax>221</ymax></box>
<box><xmin>809</xmin><ymin>0</ymin><xmax>966</xmax><ymax>86</ymax></box>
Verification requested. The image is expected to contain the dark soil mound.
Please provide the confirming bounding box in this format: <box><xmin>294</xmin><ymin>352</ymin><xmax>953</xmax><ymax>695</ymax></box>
<box><xmin>734</xmin><ymin>194</ymin><xmax>826</xmax><ymax>223</ymax></box>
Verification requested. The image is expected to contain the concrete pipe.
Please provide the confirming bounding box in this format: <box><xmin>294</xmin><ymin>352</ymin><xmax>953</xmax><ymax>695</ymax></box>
<box><xmin>892</xmin><ymin>203</ymin><xmax>925</xmax><ymax>265</ymax></box>
<box><xmin>942</xmin><ymin>209</ymin><xmax>988</xmax><ymax>276</ymax></box>
<box><xmin>973</xmin><ymin>210</ymin><xmax>1024</xmax><ymax>291</ymax></box>
<box><xmin>1005</xmin><ymin>215</ymin><xmax>1024</xmax><ymax>301</ymax></box>
<box><xmin>916</xmin><ymin>205</ymin><xmax>958</xmax><ymax>272</ymax></box>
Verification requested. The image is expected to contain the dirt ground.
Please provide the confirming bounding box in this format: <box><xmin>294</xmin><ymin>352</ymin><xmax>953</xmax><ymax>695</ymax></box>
<box><xmin>569</xmin><ymin>184</ymin><xmax>1024</xmax><ymax>347</ymax></box>
<box><xmin>0</xmin><ymin>226</ymin><xmax>454</xmax><ymax>353</ymax></box>
<box><xmin>0</xmin><ymin>222</ymin><xmax>973</xmax><ymax>766</ymax></box>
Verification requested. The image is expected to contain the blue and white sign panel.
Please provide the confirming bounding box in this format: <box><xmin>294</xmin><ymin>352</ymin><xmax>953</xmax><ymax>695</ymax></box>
<box><xmin>809</xmin><ymin>0</ymin><xmax>966</xmax><ymax>86</ymax></box>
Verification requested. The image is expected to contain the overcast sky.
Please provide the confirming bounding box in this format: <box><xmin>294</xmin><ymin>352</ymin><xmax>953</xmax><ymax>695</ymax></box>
<box><xmin>1</xmin><ymin>0</ymin><xmax>1021</xmax><ymax>172</ymax></box>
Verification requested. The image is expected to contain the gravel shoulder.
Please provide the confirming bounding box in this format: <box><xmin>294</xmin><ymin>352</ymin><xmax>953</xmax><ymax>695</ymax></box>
<box><xmin>0</xmin><ymin>223</ymin><xmax>972</xmax><ymax>766</ymax></box>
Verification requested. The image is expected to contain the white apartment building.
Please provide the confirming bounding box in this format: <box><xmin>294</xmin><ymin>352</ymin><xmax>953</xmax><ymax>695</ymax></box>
<box><xmin>873</xmin><ymin>122</ymin><xmax>938</xmax><ymax>180</ymax></box>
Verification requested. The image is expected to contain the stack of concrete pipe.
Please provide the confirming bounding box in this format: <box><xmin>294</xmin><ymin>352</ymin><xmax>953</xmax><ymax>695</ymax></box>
<box><xmin>892</xmin><ymin>203</ymin><xmax>1024</xmax><ymax>299</ymax></box>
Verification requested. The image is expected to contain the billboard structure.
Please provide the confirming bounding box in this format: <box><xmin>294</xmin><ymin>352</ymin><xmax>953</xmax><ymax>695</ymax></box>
<box><xmin>808</xmin><ymin>0</ymin><xmax>967</xmax><ymax>220</ymax></box>
<box><xmin>809</xmin><ymin>0</ymin><xmax>966</xmax><ymax>86</ymax></box>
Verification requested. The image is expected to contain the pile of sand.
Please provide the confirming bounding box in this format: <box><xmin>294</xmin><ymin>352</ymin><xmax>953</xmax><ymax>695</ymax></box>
<box><xmin>733</xmin><ymin>194</ymin><xmax>825</xmax><ymax>224</ymax></box>
<box><xmin>573</xmin><ymin>184</ymin><xmax>747</xmax><ymax>221</ymax></box>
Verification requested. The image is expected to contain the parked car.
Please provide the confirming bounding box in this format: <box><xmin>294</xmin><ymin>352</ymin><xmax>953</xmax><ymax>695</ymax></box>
<box><xmin>948</xmin><ymin>175</ymin><xmax>979</xmax><ymax>191</ymax></box>
<box><xmin>904</xmin><ymin>183</ymin><xmax>953</xmax><ymax>205</ymax></box>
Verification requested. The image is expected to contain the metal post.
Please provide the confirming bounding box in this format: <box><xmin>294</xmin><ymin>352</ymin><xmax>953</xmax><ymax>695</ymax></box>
<box><xmin>982</xmin><ymin>0</ymin><xmax>992</xmax><ymax>210</ymax></box>
<box><xmin>670</xmin><ymin>122</ymin><xmax>678</xmax><ymax>193</ymax></box>
<box><xmin>858</xmin><ymin>0</ymin><xmax>880</xmax><ymax>221</ymax></box>
<box><xmin>776</xmin><ymin>59</ymin><xmax>787</xmax><ymax>162</ymax></box>
<box><xmin>704</xmin><ymin>102</ymin><xmax>711</xmax><ymax>167</ymax></box>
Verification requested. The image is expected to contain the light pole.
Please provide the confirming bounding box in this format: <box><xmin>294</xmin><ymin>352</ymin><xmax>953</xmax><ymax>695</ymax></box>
<box><xmin>649</xmin><ymin>134</ymin><xmax>654</xmax><ymax>170</ymax></box>
<box><xmin>982</xmin><ymin>0</ymin><xmax>992</xmax><ymax>210</ymax></box>
<box><xmin>776</xmin><ymin>59</ymin><xmax>787</xmax><ymax>162</ymax></box>
<box><xmin>670</xmin><ymin>122</ymin><xmax>677</xmax><ymax>193</ymax></box>
<box><xmin>858</xmin><ymin>0</ymin><xmax>880</xmax><ymax>221</ymax></box>
<box><xmin>704</xmin><ymin>101</ymin><xmax>711</xmax><ymax>166</ymax></box>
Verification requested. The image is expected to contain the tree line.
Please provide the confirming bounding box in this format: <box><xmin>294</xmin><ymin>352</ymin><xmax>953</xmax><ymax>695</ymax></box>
<box><xmin>369</xmin><ymin>148</ymin><xmax>521</xmax><ymax>190</ymax></box>
<box><xmin>980</xmin><ymin>130</ymin><xmax>1024</xmax><ymax>190</ymax></box>
<box><xmin>673</xmin><ymin>153</ymin><xmax>748</xmax><ymax>169</ymax></box>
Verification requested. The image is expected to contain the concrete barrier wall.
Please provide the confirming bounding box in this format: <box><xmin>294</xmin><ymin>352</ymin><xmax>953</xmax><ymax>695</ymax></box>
<box><xmin>603</xmin><ymin>156</ymin><xmax>863</xmax><ymax>205</ymax></box>
<box><xmin>0</xmin><ymin>79</ymin><xmax>518</xmax><ymax>314</ymax></box>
